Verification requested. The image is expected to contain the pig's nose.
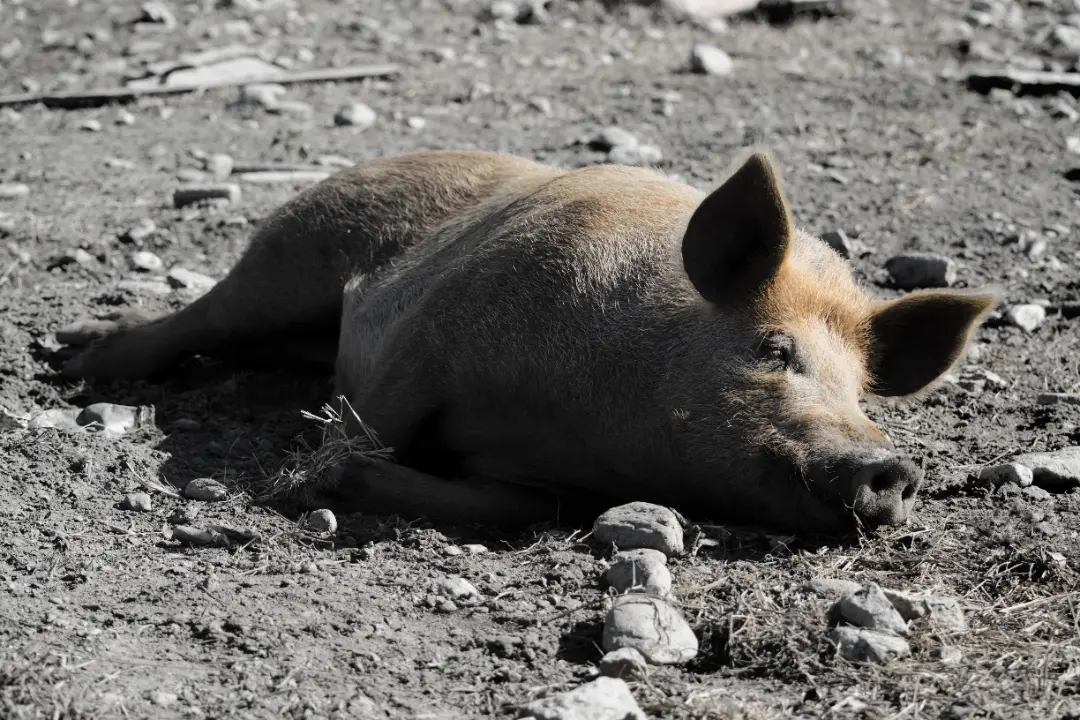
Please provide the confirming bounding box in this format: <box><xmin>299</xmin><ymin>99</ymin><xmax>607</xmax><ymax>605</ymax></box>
<box><xmin>850</xmin><ymin>455</ymin><xmax>922</xmax><ymax>528</ymax></box>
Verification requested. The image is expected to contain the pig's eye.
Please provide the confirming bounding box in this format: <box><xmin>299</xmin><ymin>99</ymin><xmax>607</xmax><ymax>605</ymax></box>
<box><xmin>759</xmin><ymin>332</ymin><xmax>797</xmax><ymax>372</ymax></box>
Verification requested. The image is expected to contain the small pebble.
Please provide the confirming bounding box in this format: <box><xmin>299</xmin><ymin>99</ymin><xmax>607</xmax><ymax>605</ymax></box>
<box><xmin>131</xmin><ymin>250</ymin><xmax>163</xmax><ymax>272</ymax></box>
<box><xmin>149</xmin><ymin>691</ymin><xmax>177</xmax><ymax>707</ymax></box>
<box><xmin>205</xmin><ymin>153</ymin><xmax>234</xmax><ymax>180</ymax></box>
<box><xmin>884</xmin><ymin>253</ymin><xmax>956</xmax><ymax>289</ymax></box>
<box><xmin>172</xmin><ymin>184</ymin><xmax>241</xmax><ymax>208</ymax></box>
<box><xmin>120</xmin><ymin>218</ymin><xmax>157</xmax><ymax>244</ymax></box>
<box><xmin>598</xmin><ymin>647</ymin><xmax>648</xmax><ymax>680</ymax></box>
<box><xmin>183</xmin><ymin>477</ymin><xmax>228</xmax><ymax>502</ymax></box>
<box><xmin>519</xmin><ymin>677</ymin><xmax>645</xmax><ymax>720</ymax></box>
<box><xmin>827</xmin><ymin>626</ymin><xmax>911</xmax><ymax>665</ymax></box>
<box><xmin>689</xmin><ymin>44</ymin><xmax>734</xmax><ymax>75</ymax></box>
<box><xmin>171</xmin><ymin>525</ymin><xmax>230</xmax><ymax>547</ymax></box>
<box><xmin>239</xmin><ymin>83</ymin><xmax>286</xmax><ymax>109</ymax></box>
<box><xmin>979</xmin><ymin>462</ymin><xmax>1034</xmax><ymax>488</ymax></box>
<box><xmin>306</xmin><ymin>508</ymin><xmax>337</xmax><ymax>534</ymax></box>
<box><xmin>334</xmin><ymin>102</ymin><xmax>377</xmax><ymax>129</ymax></box>
<box><xmin>121</xmin><ymin>492</ymin><xmax>153</xmax><ymax>512</ymax></box>
<box><xmin>835</xmin><ymin>583</ymin><xmax>908</xmax><ymax>636</ymax></box>
<box><xmin>0</xmin><ymin>183</ymin><xmax>30</xmax><ymax>199</ymax></box>
<box><xmin>804</xmin><ymin>577</ymin><xmax>863</xmax><ymax>598</ymax></box>
<box><xmin>589</xmin><ymin>126</ymin><xmax>639</xmax><ymax>152</ymax></box>
<box><xmin>1004</xmin><ymin>304</ymin><xmax>1046</xmax><ymax>332</ymax></box>
<box><xmin>166</xmin><ymin>267</ymin><xmax>216</xmax><ymax>292</ymax></box>
<box><xmin>607</xmin><ymin>144</ymin><xmax>663</xmax><ymax>166</ymax></box>
<box><xmin>593</xmin><ymin>502</ymin><xmax>684</xmax><ymax>557</ymax></box>
<box><xmin>602</xmin><ymin>594</ymin><xmax>698</xmax><ymax>665</ymax></box>
<box><xmin>115</xmin><ymin>110</ymin><xmax>136</xmax><ymax>126</ymax></box>
<box><xmin>438</xmin><ymin>576</ymin><xmax>481</xmax><ymax>603</ymax></box>
<box><xmin>79</xmin><ymin>119</ymin><xmax>102</xmax><ymax>132</ymax></box>
<box><xmin>487</xmin><ymin>1</ymin><xmax>520</xmax><ymax>21</ymax></box>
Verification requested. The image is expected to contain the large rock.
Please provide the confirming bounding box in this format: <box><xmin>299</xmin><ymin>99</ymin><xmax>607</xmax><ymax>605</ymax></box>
<box><xmin>602</xmin><ymin>594</ymin><xmax>698</xmax><ymax>665</ymax></box>
<box><xmin>881</xmin><ymin>589</ymin><xmax>968</xmax><ymax>633</ymax></box>
<box><xmin>835</xmin><ymin>583</ymin><xmax>908</xmax><ymax>636</ymax></box>
<box><xmin>593</xmin><ymin>502</ymin><xmax>684</xmax><ymax>557</ymax></box>
<box><xmin>604</xmin><ymin>549</ymin><xmax>672</xmax><ymax>597</ymax></box>
<box><xmin>827</xmin><ymin>626</ymin><xmax>911</xmax><ymax>665</ymax></box>
<box><xmin>518</xmin><ymin>677</ymin><xmax>645</xmax><ymax>720</ymax></box>
<box><xmin>1012</xmin><ymin>447</ymin><xmax>1080</xmax><ymax>491</ymax></box>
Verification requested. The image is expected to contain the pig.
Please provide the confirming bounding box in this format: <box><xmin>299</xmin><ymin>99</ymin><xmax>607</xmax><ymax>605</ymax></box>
<box><xmin>55</xmin><ymin>149</ymin><xmax>997</xmax><ymax>533</ymax></box>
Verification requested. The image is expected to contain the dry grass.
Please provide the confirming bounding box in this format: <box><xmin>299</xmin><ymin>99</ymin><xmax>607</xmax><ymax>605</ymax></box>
<box><xmin>251</xmin><ymin>394</ymin><xmax>393</xmax><ymax>508</ymax></box>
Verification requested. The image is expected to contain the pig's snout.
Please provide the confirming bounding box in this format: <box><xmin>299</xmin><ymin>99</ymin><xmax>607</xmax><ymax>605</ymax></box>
<box><xmin>812</xmin><ymin>453</ymin><xmax>923</xmax><ymax>528</ymax></box>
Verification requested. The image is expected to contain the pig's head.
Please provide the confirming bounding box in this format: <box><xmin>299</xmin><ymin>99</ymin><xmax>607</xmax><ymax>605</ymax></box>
<box><xmin>667</xmin><ymin>150</ymin><xmax>997</xmax><ymax>534</ymax></box>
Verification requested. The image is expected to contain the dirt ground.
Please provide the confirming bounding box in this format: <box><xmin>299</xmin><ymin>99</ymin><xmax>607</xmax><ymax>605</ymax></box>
<box><xmin>2</xmin><ymin>0</ymin><xmax>1080</xmax><ymax>718</ymax></box>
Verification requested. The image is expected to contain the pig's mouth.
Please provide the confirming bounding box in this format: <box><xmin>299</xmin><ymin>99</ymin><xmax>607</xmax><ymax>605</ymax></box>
<box><xmin>802</xmin><ymin>454</ymin><xmax>923</xmax><ymax>532</ymax></box>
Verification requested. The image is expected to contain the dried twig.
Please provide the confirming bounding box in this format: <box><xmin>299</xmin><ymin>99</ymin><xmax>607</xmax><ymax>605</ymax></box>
<box><xmin>0</xmin><ymin>63</ymin><xmax>402</xmax><ymax>109</ymax></box>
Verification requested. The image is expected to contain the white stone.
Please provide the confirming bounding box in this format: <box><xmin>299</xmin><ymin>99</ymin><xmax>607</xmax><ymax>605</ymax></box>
<box><xmin>1005</xmin><ymin>304</ymin><xmax>1046</xmax><ymax>332</ymax></box>
<box><xmin>690</xmin><ymin>44</ymin><xmax>734</xmax><ymax>75</ymax></box>
<box><xmin>598</xmin><ymin>647</ymin><xmax>648</xmax><ymax>680</ymax></box>
<box><xmin>1013</xmin><ymin>446</ymin><xmax>1080</xmax><ymax>490</ymax></box>
<box><xmin>593</xmin><ymin>502</ymin><xmax>684</xmax><ymax>556</ymax></box>
<box><xmin>333</xmin><ymin>102</ymin><xmax>377</xmax><ymax>129</ymax></box>
<box><xmin>438</xmin><ymin>576</ymin><xmax>480</xmax><ymax>603</ymax></box>
<box><xmin>131</xmin><ymin>250</ymin><xmax>163</xmax><ymax>272</ymax></box>
<box><xmin>183</xmin><ymin>478</ymin><xmax>228</xmax><ymax>502</ymax></box>
<box><xmin>835</xmin><ymin>583</ymin><xmax>908</xmax><ymax>636</ymax></box>
<box><xmin>602</xmin><ymin>594</ymin><xmax>698</xmax><ymax>664</ymax></box>
<box><xmin>519</xmin><ymin>677</ymin><xmax>645</xmax><ymax>720</ymax></box>
<box><xmin>607</xmin><ymin>144</ymin><xmax>663</xmax><ymax>166</ymax></box>
<box><xmin>604</xmin><ymin>552</ymin><xmax>672</xmax><ymax>597</ymax></box>
<box><xmin>828</xmin><ymin>626</ymin><xmax>911</xmax><ymax>665</ymax></box>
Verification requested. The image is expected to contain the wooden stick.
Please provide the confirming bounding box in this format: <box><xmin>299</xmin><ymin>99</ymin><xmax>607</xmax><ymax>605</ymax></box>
<box><xmin>0</xmin><ymin>62</ymin><xmax>402</xmax><ymax>109</ymax></box>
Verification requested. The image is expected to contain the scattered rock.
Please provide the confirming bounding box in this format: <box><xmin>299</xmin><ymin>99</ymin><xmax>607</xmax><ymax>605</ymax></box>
<box><xmin>205</xmin><ymin>153</ymin><xmax>234</xmax><ymax>180</ymax></box>
<box><xmin>239</xmin><ymin>83</ymin><xmax>287</xmax><ymax>109</ymax></box>
<box><xmin>166</xmin><ymin>267</ymin><xmax>217</xmax><ymax>292</ymax></box>
<box><xmin>1012</xmin><ymin>446</ymin><xmax>1080</xmax><ymax>491</ymax></box>
<box><xmin>486</xmin><ymin>1</ymin><xmax>520</xmax><ymax>22</ymax></box>
<box><xmin>149</xmin><ymin>691</ymin><xmax>178</xmax><ymax>707</ymax></box>
<box><xmin>884</xmin><ymin>253</ymin><xmax>956</xmax><ymax>289</ymax></box>
<box><xmin>120</xmin><ymin>218</ymin><xmax>157</xmax><ymax>244</ymax></box>
<box><xmin>32</xmin><ymin>403</ymin><xmax>156</xmax><ymax>436</ymax></box>
<box><xmin>804</xmin><ymin>577</ymin><xmax>862</xmax><ymax>598</ymax></box>
<box><xmin>305</xmin><ymin>509</ymin><xmax>337</xmax><ymax>534</ymax></box>
<box><xmin>607</xmin><ymin>144</ymin><xmax>663</xmax><ymax>166</ymax></box>
<box><xmin>463</xmin><ymin>543</ymin><xmax>488</xmax><ymax>555</ymax></box>
<box><xmin>835</xmin><ymin>583</ymin><xmax>908</xmax><ymax>636</ymax></box>
<box><xmin>121</xmin><ymin>492</ymin><xmax>153</xmax><ymax>512</ymax></box>
<box><xmin>183</xmin><ymin>478</ymin><xmax>228</xmax><ymax>502</ymax></box>
<box><xmin>979</xmin><ymin>462</ymin><xmax>1034</xmax><ymax>488</ymax></box>
<box><xmin>170</xmin><ymin>525</ymin><xmax>231</xmax><ymax>547</ymax></box>
<box><xmin>881</xmin><ymin>589</ymin><xmax>968</xmax><ymax>633</ymax></box>
<box><xmin>1037</xmin><ymin>393</ymin><xmax>1080</xmax><ymax>406</ymax></box>
<box><xmin>137</xmin><ymin>1</ymin><xmax>177</xmax><ymax>28</ymax></box>
<box><xmin>589</xmin><ymin>127</ymin><xmax>639</xmax><ymax>152</ymax></box>
<box><xmin>1004</xmin><ymin>304</ymin><xmax>1046</xmax><ymax>333</ymax></box>
<box><xmin>438</xmin><ymin>576</ymin><xmax>481</xmax><ymax>603</ymax></box>
<box><xmin>689</xmin><ymin>44</ymin><xmax>734</xmax><ymax>75</ymax></box>
<box><xmin>172</xmin><ymin>184</ymin><xmax>241</xmax><ymax>208</ymax></box>
<box><xmin>131</xmin><ymin>250</ymin><xmax>163</xmax><ymax>272</ymax></box>
<box><xmin>827</xmin><ymin>626</ymin><xmax>911</xmax><ymax>665</ymax></box>
<box><xmin>598</xmin><ymin>647</ymin><xmax>649</xmax><ymax>681</ymax></box>
<box><xmin>334</xmin><ymin>102</ymin><xmax>377</xmax><ymax>129</ymax></box>
<box><xmin>519</xmin><ymin>677</ymin><xmax>645</xmax><ymax>720</ymax></box>
<box><xmin>116</xmin><ymin>110</ymin><xmax>136</xmax><ymax>126</ymax></box>
<box><xmin>0</xmin><ymin>183</ymin><xmax>30</xmax><ymax>200</ymax></box>
<box><xmin>602</xmin><ymin>594</ymin><xmax>698</xmax><ymax>665</ymax></box>
<box><xmin>1022</xmin><ymin>485</ymin><xmax>1053</xmax><ymax>502</ymax></box>
<box><xmin>604</xmin><ymin>550</ymin><xmax>672</xmax><ymax>597</ymax></box>
<box><xmin>593</xmin><ymin>502</ymin><xmax>684</xmax><ymax>557</ymax></box>
<box><xmin>955</xmin><ymin>366</ymin><xmax>1008</xmax><ymax>393</ymax></box>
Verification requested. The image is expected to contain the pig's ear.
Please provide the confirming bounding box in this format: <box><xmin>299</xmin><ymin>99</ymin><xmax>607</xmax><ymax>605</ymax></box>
<box><xmin>681</xmin><ymin>151</ymin><xmax>793</xmax><ymax>305</ymax></box>
<box><xmin>866</xmin><ymin>290</ymin><xmax>999</xmax><ymax>397</ymax></box>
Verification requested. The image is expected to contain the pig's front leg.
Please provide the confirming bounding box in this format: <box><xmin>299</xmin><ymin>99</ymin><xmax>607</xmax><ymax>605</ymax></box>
<box><xmin>313</xmin><ymin>454</ymin><xmax>564</xmax><ymax>529</ymax></box>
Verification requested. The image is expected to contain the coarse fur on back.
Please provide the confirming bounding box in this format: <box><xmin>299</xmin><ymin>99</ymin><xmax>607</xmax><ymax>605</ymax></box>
<box><xmin>55</xmin><ymin>148</ymin><xmax>998</xmax><ymax>534</ymax></box>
